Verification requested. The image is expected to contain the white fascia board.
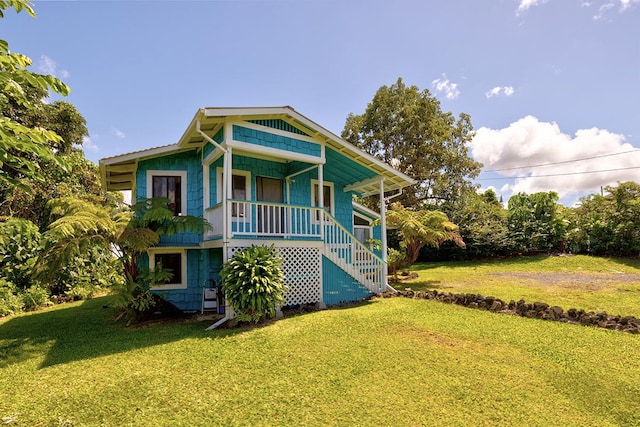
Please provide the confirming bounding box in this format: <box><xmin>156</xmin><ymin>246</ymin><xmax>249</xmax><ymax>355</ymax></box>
<box><xmin>227</xmin><ymin>139</ymin><xmax>325</xmax><ymax>165</ymax></box>
<box><xmin>99</xmin><ymin>144</ymin><xmax>181</xmax><ymax>166</ymax></box>
<box><xmin>352</xmin><ymin>200</ymin><xmax>381</xmax><ymax>219</ymax></box>
<box><xmin>202</xmin><ymin>106</ymin><xmax>294</xmax><ymax>118</ymax></box>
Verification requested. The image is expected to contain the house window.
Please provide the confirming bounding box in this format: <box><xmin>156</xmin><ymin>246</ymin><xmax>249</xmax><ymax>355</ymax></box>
<box><xmin>311</xmin><ymin>180</ymin><xmax>334</xmax><ymax>215</ymax></box>
<box><xmin>217</xmin><ymin>168</ymin><xmax>251</xmax><ymax>217</ymax></box>
<box><xmin>148</xmin><ymin>249</ymin><xmax>187</xmax><ymax>290</ymax></box>
<box><xmin>354</xmin><ymin>213</ymin><xmax>373</xmax><ymax>246</ymax></box>
<box><xmin>146</xmin><ymin>170</ymin><xmax>187</xmax><ymax>216</ymax></box>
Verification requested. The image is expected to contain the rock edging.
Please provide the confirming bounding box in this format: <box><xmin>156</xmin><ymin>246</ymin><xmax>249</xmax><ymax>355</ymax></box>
<box><xmin>381</xmin><ymin>289</ymin><xmax>640</xmax><ymax>334</ymax></box>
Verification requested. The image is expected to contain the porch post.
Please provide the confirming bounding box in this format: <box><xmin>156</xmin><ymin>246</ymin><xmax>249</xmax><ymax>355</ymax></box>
<box><xmin>379</xmin><ymin>177</ymin><xmax>388</xmax><ymax>287</ymax></box>
<box><xmin>225</xmin><ymin>146</ymin><xmax>233</xmax><ymax>242</ymax></box>
<box><xmin>318</xmin><ymin>162</ymin><xmax>324</xmax><ymax>240</ymax></box>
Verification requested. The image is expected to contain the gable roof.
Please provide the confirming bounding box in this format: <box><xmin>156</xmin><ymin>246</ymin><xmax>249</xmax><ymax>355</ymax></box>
<box><xmin>100</xmin><ymin>106</ymin><xmax>415</xmax><ymax>195</ymax></box>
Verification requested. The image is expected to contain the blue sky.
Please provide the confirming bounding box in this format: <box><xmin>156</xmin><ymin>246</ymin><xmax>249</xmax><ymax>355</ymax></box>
<box><xmin>5</xmin><ymin>0</ymin><xmax>640</xmax><ymax>205</ymax></box>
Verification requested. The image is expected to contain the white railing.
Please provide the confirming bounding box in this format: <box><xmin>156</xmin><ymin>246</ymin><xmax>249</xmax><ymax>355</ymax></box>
<box><xmin>321</xmin><ymin>210</ymin><xmax>386</xmax><ymax>294</ymax></box>
<box><xmin>204</xmin><ymin>199</ymin><xmax>386</xmax><ymax>293</ymax></box>
<box><xmin>211</xmin><ymin>200</ymin><xmax>323</xmax><ymax>239</ymax></box>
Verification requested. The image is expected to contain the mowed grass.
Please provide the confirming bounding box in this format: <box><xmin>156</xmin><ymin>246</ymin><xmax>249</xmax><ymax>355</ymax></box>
<box><xmin>405</xmin><ymin>255</ymin><xmax>640</xmax><ymax>317</ymax></box>
<box><xmin>1</xmin><ymin>255</ymin><xmax>639</xmax><ymax>426</ymax></box>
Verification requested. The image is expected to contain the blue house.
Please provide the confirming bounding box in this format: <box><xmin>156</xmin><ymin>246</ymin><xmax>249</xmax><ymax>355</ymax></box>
<box><xmin>99</xmin><ymin>106</ymin><xmax>414</xmax><ymax>315</ymax></box>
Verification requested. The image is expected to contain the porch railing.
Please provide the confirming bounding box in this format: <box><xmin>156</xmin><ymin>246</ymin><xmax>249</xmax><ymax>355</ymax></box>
<box><xmin>321</xmin><ymin>210</ymin><xmax>386</xmax><ymax>294</ymax></box>
<box><xmin>204</xmin><ymin>200</ymin><xmax>386</xmax><ymax>293</ymax></box>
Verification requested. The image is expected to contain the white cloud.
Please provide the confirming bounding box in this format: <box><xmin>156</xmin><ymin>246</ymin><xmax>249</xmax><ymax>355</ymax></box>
<box><xmin>516</xmin><ymin>0</ymin><xmax>545</xmax><ymax>15</ymax></box>
<box><xmin>82</xmin><ymin>135</ymin><xmax>98</xmax><ymax>152</ymax></box>
<box><xmin>38</xmin><ymin>55</ymin><xmax>70</xmax><ymax>79</ymax></box>
<box><xmin>590</xmin><ymin>0</ymin><xmax>639</xmax><ymax>19</ymax></box>
<box><xmin>112</xmin><ymin>128</ymin><xmax>126</xmax><ymax>139</ymax></box>
<box><xmin>470</xmin><ymin>115</ymin><xmax>638</xmax><ymax>202</ymax></box>
<box><xmin>431</xmin><ymin>75</ymin><xmax>460</xmax><ymax>100</ymax></box>
<box><xmin>485</xmin><ymin>86</ymin><xmax>515</xmax><ymax>98</ymax></box>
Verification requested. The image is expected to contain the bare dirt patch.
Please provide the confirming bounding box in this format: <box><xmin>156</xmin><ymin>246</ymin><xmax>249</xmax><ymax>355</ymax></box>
<box><xmin>490</xmin><ymin>272</ymin><xmax>640</xmax><ymax>290</ymax></box>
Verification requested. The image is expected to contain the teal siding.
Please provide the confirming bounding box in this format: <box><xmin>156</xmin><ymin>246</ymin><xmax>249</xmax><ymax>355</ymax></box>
<box><xmin>210</xmin><ymin>155</ymin><xmax>289</xmax><ymax>203</ymax></box>
<box><xmin>203</xmin><ymin>128</ymin><xmax>224</xmax><ymax>158</ymax></box>
<box><xmin>148</xmin><ymin>249</ymin><xmax>203</xmax><ymax>312</ymax></box>
<box><xmin>233</xmin><ymin>125</ymin><xmax>321</xmax><ymax>157</ymax></box>
<box><xmin>137</xmin><ymin>150</ymin><xmax>202</xmax><ymax>246</ymax></box>
<box><xmin>248</xmin><ymin>119</ymin><xmax>309</xmax><ymax>136</ymax></box>
<box><xmin>322</xmin><ymin>256</ymin><xmax>373</xmax><ymax>305</ymax></box>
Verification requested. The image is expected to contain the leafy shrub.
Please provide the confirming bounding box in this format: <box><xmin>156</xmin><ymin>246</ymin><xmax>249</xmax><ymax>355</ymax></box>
<box><xmin>0</xmin><ymin>218</ymin><xmax>42</xmax><ymax>289</ymax></box>
<box><xmin>21</xmin><ymin>285</ymin><xmax>52</xmax><ymax>311</ymax></box>
<box><xmin>387</xmin><ymin>248</ymin><xmax>409</xmax><ymax>280</ymax></box>
<box><xmin>220</xmin><ymin>245</ymin><xmax>286</xmax><ymax>323</ymax></box>
<box><xmin>0</xmin><ymin>279</ymin><xmax>24</xmax><ymax>316</ymax></box>
<box><xmin>110</xmin><ymin>266</ymin><xmax>173</xmax><ymax>324</ymax></box>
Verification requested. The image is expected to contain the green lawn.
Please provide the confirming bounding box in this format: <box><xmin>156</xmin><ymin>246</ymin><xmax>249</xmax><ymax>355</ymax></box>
<box><xmin>1</xmin><ymin>255</ymin><xmax>640</xmax><ymax>426</ymax></box>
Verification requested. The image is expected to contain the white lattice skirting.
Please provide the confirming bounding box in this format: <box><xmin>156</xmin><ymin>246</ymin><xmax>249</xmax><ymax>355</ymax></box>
<box><xmin>227</xmin><ymin>245</ymin><xmax>321</xmax><ymax>306</ymax></box>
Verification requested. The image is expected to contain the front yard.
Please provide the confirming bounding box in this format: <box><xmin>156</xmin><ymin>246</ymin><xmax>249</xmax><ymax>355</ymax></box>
<box><xmin>1</xmin><ymin>255</ymin><xmax>639</xmax><ymax>426</ymax></box>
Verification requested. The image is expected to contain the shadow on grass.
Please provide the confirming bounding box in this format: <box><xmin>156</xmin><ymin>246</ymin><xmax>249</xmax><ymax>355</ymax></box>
<box><xmin>0</xmin><ymin>296</ymin><xmax>243</xmax><ymax>369</ymax></box>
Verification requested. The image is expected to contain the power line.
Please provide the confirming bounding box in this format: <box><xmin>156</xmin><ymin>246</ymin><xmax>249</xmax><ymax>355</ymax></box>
<box><xmin>481</xmin><ymin>149</ymin><xmax>640</xmax><ymax>173</ymax></box>
<box><xmin>475</xmin><ymin>165</ymin><xmax>640</xmax><ymax>180</ymax></box>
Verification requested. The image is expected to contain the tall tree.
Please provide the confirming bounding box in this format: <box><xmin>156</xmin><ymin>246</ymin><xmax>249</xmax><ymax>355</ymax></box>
<box><xmin>342</xmin><ymin>77</ymin><xmax>482</xmax><ymax>208</ymax></box>
<box><xmin>507</xmin><ymin>191</ymin><xmax>566</xmax><ymax>254</ymax></box>
<box><xmin>447</xmin><ymin>189</ymin><xmax>509</xmax><ymax>259</ymax></box>
<box><xmin>0</xmin><ymin>0</ymin><xmax>71</xmax><ymax>192</ymax></box>
<box><xmin>568</xmin><ymin>181</ymin><xmax>640</xmax><ymax>256</ymax></box>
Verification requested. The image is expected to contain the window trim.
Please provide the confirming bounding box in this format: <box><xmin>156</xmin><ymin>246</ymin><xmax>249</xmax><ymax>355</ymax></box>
<box><xmin>146</xmin><ymin>170</ymin><xmax>187</xmax><ymax>215</ymax></box>
<box><xmin>148</xmin><ymin>248</ymin><xmax>188</xmax><ymax>290</ymax></box>
<box><xmin>311</xmin><ymin>179</ymin><xmax>335</xmax><ymax>216</ymax></box>
<box><xmin>216</xmin><ymin>168</ymin><xmax>251</xmax><ymax>204</ymax></box>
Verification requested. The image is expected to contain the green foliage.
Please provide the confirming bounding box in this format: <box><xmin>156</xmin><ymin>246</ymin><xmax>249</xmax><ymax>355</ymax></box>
<box><xmin>34</xmin><ymin>197</ymin><xmax>117</xmax><ymax>286</ymax></box>
<box><xmin>0</xmin><ymin>279</ymin><xmax>23</xmax><ymax>316</ymax></box>
<box><xmin>385</xmin><ymin>202</ymin><xmax>465</xmax><ymax>265</ymax></box>
<box><xmin>0</xmin><ymin>1</ymin><xmax>71</xmax><ymax>193</ymax></box>
<box><xmin>220</xmin><ymin>245</ymin><xmax>286</xmax><ymax>323</ymax></box>
<box><xmin>342</xmin><ymin>77</ymin><xmax>481</xmax><ymax>208</ymax></box>
<box><xmin>20</xmin><ymin>284</ymin><xmax>51</xmax><ymax>311</ymax></box>
<box><xmin>387</xmin><ymin>248</ymin><xmax>409</xmax><ymax>280</ymax></box>
<box><xmin>569</xmin><ymin>182</ymin><xmax>640</xmax><ymax>256</ymax></box>
<box><xmin>110</xmin><ymin>279</ymin><xmax>156</xmax><ymax>324</ymax></box>
<box><xmin>436</xmin><ymin>189</ymin><xmax>509</xmax><ymax>260</ymax></box>
<box><xmin>507</xmin><ymin>191</ymin><xmax>566</xmax><ymax>254</ymax></box>
<box><xmin>0</xmin><ymin>218</ymin><xmax>41</xmax><ymax>289</ymax></box>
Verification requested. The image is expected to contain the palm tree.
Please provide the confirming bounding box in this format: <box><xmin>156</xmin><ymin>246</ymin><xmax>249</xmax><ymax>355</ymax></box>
<box><xmin>34</xmin><ymin>197</ymin><xmax>210</xmax><ymax>319</ymax></box>
<box><xmin>385</xmin><ymin>202</ymin><xmax>465</xmax><ymax>266</ymax></box>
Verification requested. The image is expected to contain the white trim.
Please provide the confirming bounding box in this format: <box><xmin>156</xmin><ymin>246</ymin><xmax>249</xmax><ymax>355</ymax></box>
<box><xmin>311</xmin><ymin>179</ymin><xmax>334</xmax><ymax>216</ymax></box>
<box><xmin>353</xmin><ymin>210</ymin><xmax>374</xmax><ymax>226</ymax></box>
<box><xmin>148</xmin><ymin>248</ymin><xmax>188</xmax><ymax>290</ymax></box>
<box><xmin>216</xmin><ymin>167</ymin><xmax>251</xmax><ymax>204</ymax></box>
<box><xmin>146</xmin><ymin>170</ymin><xmax>187</xmax><ymax>215</ymax></box>
<box><xmin>203</xmin><ymin>145</ymin><xmax>225</xmax><ymax>166</ymax></box>
<box><xmin>100</xmin><ymin>144</ymin><xmax>180</xmax><ymax>165</ymax></box>
<box><xmin>352</xmin><ymin>200</ymin><xmax>381</xmax><ymax>220</ymax></box>
<box><xmin>227</xmin><ymin>139</ymin><xmax>325</xmax><ymax>165</ymax></box>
